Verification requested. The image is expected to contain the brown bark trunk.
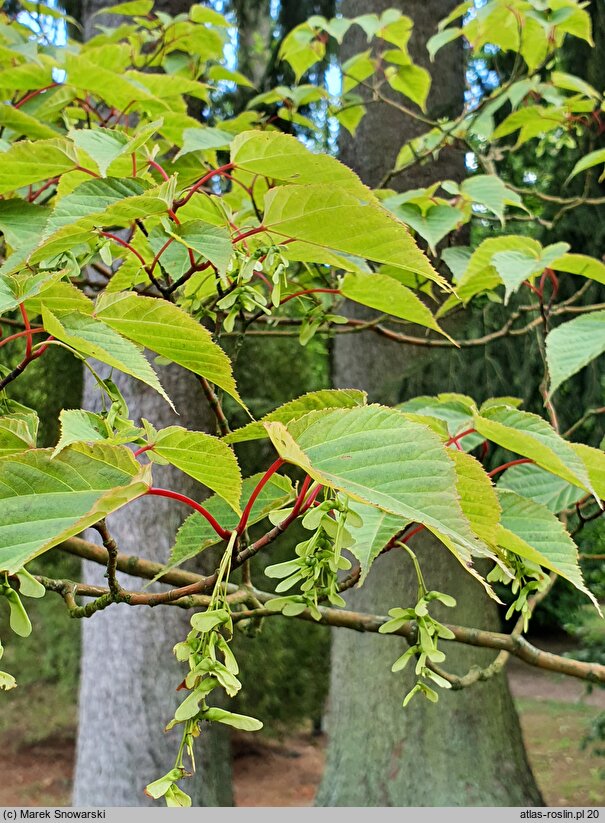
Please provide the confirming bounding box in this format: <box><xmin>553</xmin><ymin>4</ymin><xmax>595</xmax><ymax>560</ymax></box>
<box><xmin>72</xmin><ymin>0</ymin><xmax>233</xmax><ymax>806</ymax></box>
<box><xmin>316</xmin><ymin>0</ymin><xmax>543</xmax><ymax>806</ymax></box>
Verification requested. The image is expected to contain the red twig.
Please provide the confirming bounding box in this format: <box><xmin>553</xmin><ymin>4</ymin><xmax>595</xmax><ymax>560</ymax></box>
<box><xmin>99</xmin><ymin>232</ymin><xmax>147</xmax><ymax>267</ymax></box>
<box><xmin>146</xmin><ymin>488</ymin><xmax>231</xmax><ymax>540</ymax></box>
<box><xmin>237</xmin><ymin>458</ymin><xmax>285</xmax><ymax>535</ymax></box>
<box><xmin>134</xmin><ymin>444</ymin><xmax>155</xmax><ymax>458</ymax></box>
<box><xmin>18</xmin><ymin>305</ymin><xmax>32</xmax><ymax>358</ymax></box>
<box><xmin>176</xmin><ymin>163</ymin><xmax>235</xmax><ymax>208</ymax></box>
<box><xmin>446</xmin><ymin>428</ymin><xmax>477</xmax><ymax>448</ymax></box>
<box><xmin>401</xmin><ymin>524</ymin><xmax>424</xmax><ymax>544</ymax></box>
<box><xmin>232</xmin><ymin>226</ymin><xmax>267</xmax><ymax>244</ymax></box>
<box><xmin>28</xmin><ymin>177</ymin><xmax>59</xmax><ymax>203</ymax></box>
<box><xmin>0</xmin><ymin>327</ymin><xmax>45</xmax><ymax>348</ymax></box>
<box><xmin>14</xmin><ymin>83</ymin><xmax>59</xmax><ymax>109</ymax></box>
<box><xmin>75</xmin><ymin>165</ymin><xmax>100</xmax><ymax>179</ymax></box>
<box><xmin>280</xmin><ymin>288</ymin><xmax>340</xmax><ymax>306</ymax></box>
<box><xmin>488</xmin><ymin>458</ymin><xmax>534</xmax><ymax>478</ymax></box>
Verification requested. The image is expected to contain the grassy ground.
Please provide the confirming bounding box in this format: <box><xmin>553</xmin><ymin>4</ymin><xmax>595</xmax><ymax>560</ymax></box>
<box><xmin>516</xmin><ymin>698</ymin><xmax>604</xmax><ymax>806</ymax></box>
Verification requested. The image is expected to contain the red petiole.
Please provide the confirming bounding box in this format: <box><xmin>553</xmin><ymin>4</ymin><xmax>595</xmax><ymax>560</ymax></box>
<box><xmin>237</xmin><ymin>458</ymin><xmax>285</xmax><ymax>535</ymax></box>
<box><xmin>146</xmin><ymin>488</ymin><xmax>231</xmax><ymax>540</ymax></box>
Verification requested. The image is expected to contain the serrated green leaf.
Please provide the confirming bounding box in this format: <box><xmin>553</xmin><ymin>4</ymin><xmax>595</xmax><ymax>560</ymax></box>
<box><xmin>449</xmin><ymin>450</ymin><xmax>500</xmax><ymax>546</ymax></box>
<box><xmin>30</xmin><ymin>178</ymin><xmax>171</xmax><ymax>262</ymax></box>
<box><xmin>571</xmin><ymin>443</ymin><xmax>605</xmax><ymax>500</ymax></box>
<box><xmin>456</xmin><ymin>235</ymin><xmax>541</xmax><ymax>303</ymax></box>
<box><xmin>53</xmin><ymin>409</ymin><xmax>112</xmax><ymax>456</ymax></box>
<box><xmin>568</xmin><ymin>147</ymin><xmax>605</xmax><ymax>182</ymax></box>
<box><xmin>497</xmin><ymin>489</ymin><xmax>599</xmax><ymax>613</ymax></box>
<box><xmin>95</xmin><ymin>0</ymin><xmax>153</xmax><ymax>15</ymax></box>
<box><xmin>341</xmin><ymin>273</ymin><xmax>452</xmax><ymax>339</ymax></box>
<box><xmin>0</xmin><ymin>138</ymin><xmax>76</xmax><ymax>195</ymax></box>
<box><xmin>0</xmin><ymin>443</ymin><xmax>150</xmax><ymax>574</ymax></box>
<box><xmin>94</xmin><ymin>292</ymin><xmax>243</xmax><ymax>407</ymax></box>
<box><xmin>224</xmin><ymin>389</ymin><xmax>366</xmax><ymax>444</ymax></box>
<box><xmin>0</xmin><ymin>270</ymin><xmax>64</xmax><ymax>316</ymax></box>
<box><xmin>153</xmin><ymin>427</ymin><xmax>241</xmax><ymax>512</ymax></box>
<box><xmin>265</xmin><ymin>405</ymin><xmax>488</xmax><ymax>560</ymax></box>
<box><xmin>427</xmin><ymin>28</ymin><xmax>461</xmax><ymax>59</ymax></box>
<box><xmin>25</xmin><ymin>280</ymin><xmax>94</xmax><ymax>319</ymax></box>
<box><xmin>70</xmin><ymin>129</ymin><xmax>130</xmax><ymax>177</ymax></box>
<box><xmin>262</xmin><ymin>184</ymin><xmax>445</xmax><ymax>286</ymax></box>
<box><xmin>386</xmin><ymin>203</ymin><xmax>461</xmax><ymax>255</ymax></box>
<box><xmin>175</xmin><ymin>127</ymin><xmax>233</xmax><ymax>159</ymax></box>
<box><xmin>551</xmin><ymin>253</ymin><xmax>605</xmax><ymax>285</ymax></box>
<box><xmin>0</xmin><ymin>200</ymin><xmax>50</xmax><ymax>254</ymax></box>
<box><xmin>0</xmin><ymin>104</ymin><xmax>58</xmax><ymax>140</ymax></box>
<box><xmin>546</xmin><ymin>311</ymin><xmax>605</xmax><ymax>396</ymax></box>
<box><xmin>386</xmin><ymin>63</ymin><xmax>431</xmax><ymax>110</ymax></box>
<box><xmin>461</xmin><ymin>175</ymin><xmax>524</xmax><ymax>223</ymax></box>
<box><xmin>167</xmin><ymin>220</ymin><xmax>232</xmax><ymax>276</ymax></box>
<box><xmin>41</xmin><ymin>308</ymin><xmax>172</xmax><ymax>407</ymax></box>
<box><xmin>498</xmin><ymin>463</ymin><xmax>584</xmax><ymax>514</ymax></box>
<box><xmin>346</xmin><ymin>502</ymin><xmax>408</xmax><ymax>585</ymax></box>
<box><xmin>231</xmin><ymin>130</ymin><xmax>368</xmax><ymax>194</ymax></box>
<box><xmin>475</xmin><ymin>405</ymin><xmax>594</xmax><ymax>497</ymax></box>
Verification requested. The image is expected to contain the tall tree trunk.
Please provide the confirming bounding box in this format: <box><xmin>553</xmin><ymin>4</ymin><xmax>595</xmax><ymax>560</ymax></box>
<box><xmin>73</xmin><ymin>367</ymin><xmax>233</xmax><ymax>807</ymax></box>
<box><xmin>72</xmin><ymin>0</ymin><xmax>233</xmax><ymax>806</ymax></box>
<box><xmin>316</xmin><ymin>0</ymin><xmax>543</xmax><ymax>806</ymax></box>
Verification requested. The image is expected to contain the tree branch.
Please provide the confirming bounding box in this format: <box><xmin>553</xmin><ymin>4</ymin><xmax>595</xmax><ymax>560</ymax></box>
<box><xmin>55</xmin><ymin>536</ymin><xmax>605</xmax><ymax>684</ymax></box>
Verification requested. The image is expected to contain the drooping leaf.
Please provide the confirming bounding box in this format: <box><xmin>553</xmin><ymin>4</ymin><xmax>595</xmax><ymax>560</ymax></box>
<box><xmin>0</xmin><ymin>443</ymin><xmax>150</xmax><ymax>574</ymax></box>
<box><xmin>386</xmin><ymin>63</ymin><xmax>431</xmax><ymax>109</ymax></box>
<box><xmin>546</xmin><ymin>311</ymin><xmax>605</xmax><ymax>396</ymax></box>
<box><xmin>94</xmin><ymin>292</ymin><xmax>243</xmax><ymax>407</ymax></box>
<box><xmin>498</xmin><ymin>463</ymin><xmax>584</xmax><ymax>514</ymax></box>
<box><xmin>264</xmin><ymin>406</ymin><xmax>488</xmax><ymax>559</ymax></box>
<box><xmin>346</xmin><ymin>502</ymin><xmax>408</xmax><ymax>585</ymax></box>
<box><xmin>474</xmin><ymin>405</ymin><xmax>594</xmax><ymax>497</ymax></box>
<box><xmin>341</xmin><ymin>273</ymin><xmax>451</xmax><ymax>339</ymax></box>
<box><xmin>497</xmin><ymin>489</ymin><xmax>599</xmax><ymax>612</ymax></box>
<box><xmin>387</xmin><ymin>203</ymin><xmax>462</xmax><ymax>255</ymax></box>
<box><xmin>224</xmin><ymin>389</ymin><xmax>366</xmax><ymax>444</ymax></box>
<box><xmin>41</xmin><ymin>308</ymin><xmax>172</xmax><ymax>407</ymax></box>
<box><xmin>460</xmin><ymin>175</ymin><xmax>524</xmax><ymax>223</ymax></box>
<box><xmin>152</xmin><ymin>427</ymin><xmax>241</xmax><ymax>513</ymax></box>
<box><xmin>262</xmin><ymin>184</ymin><xmax>446</xmax><ymax>286</ymax></box>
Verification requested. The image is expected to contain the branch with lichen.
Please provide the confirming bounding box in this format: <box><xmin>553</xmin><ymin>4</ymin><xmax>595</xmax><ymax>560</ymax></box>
<box><xmin>52</xmin><ymin>536</ymin><xmax>605</xmax><ymax>686</ymax></box>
